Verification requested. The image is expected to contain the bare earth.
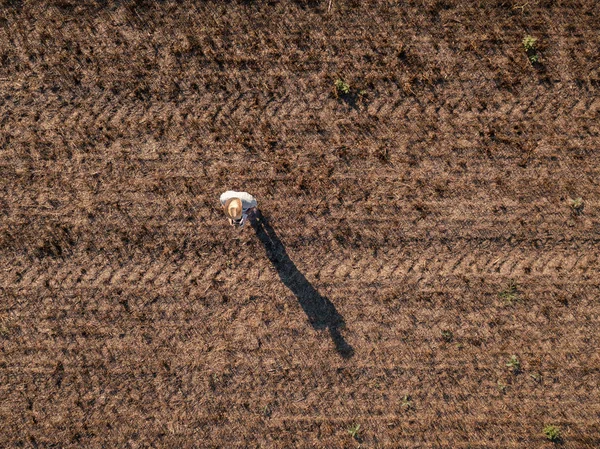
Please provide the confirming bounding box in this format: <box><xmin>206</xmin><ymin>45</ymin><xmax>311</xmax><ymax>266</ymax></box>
<box><xmin>1</xmin><ymin>1</ymin><xmax>599</xmax><ymax>448</ymax></box>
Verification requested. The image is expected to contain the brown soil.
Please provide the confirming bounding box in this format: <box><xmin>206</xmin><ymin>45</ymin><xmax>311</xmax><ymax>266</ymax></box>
<box><xmin>1</xmin><ymin>1</ymin><xmax>599</xmax><ymax>448</ymax></box>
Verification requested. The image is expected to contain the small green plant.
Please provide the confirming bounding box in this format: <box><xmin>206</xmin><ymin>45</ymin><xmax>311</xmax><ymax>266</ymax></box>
<box><xmin>401</xmin><ymin>395</ymin><xmax>413</xmax><ymax>409</ymax></box>
<box><xmin>497</xmin><ymin>380</ymin><xmax>507</xmax><ymax>393</ymax></box>
<box><xmin>569</xmin><ymin>197</ymin><xmax>584</xmax><ymax>214</ymax></box>
<box><xmin>499</xmin><ymin>280</ymin><xmax>519</xmax><ymax>305</ymax></box>
<box><xmin>334</xmin><ymin>78</ymin><xmax>351</xmax><ymax>95</ymax></box>
<box><xmin>441</xmin><ymin>330</ymin><xmax>453</xmax><ymax>342</ymax></box>
<box><xmin>506</xmin><ymin>355</ymin><xmax>521</xmax><ymax>373</ymax></box>
<box><xmin>522</xmin><ymin>36</ymin><xmax>539</xmax><ymax>63</ymax></box>
<box><xmin>522</xmin><ymin>35</ymin><xmax>537</xmax><ymax>52</ymax></box>
<box><xmin>543</xmin><ymin>425</ymin><xmax>561</xmax><ymax>442</ymax></box>
<box><xmin>347</xmin><ymin>423</ymin><xmax>361</xmax><ymax>439</ymax></box>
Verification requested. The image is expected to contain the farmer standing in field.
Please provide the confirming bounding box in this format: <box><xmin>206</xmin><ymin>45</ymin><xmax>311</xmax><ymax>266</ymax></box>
<box><xmin>220</xmin><ymin>190</ymin><xmax>258</xmax><ymax>228</ymax></box>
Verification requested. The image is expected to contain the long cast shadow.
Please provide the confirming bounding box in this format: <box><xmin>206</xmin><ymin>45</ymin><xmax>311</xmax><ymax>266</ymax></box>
<box><xmin>250</xmin><ymin>211</ymin><xmax>354</xmax><ymax>358</ymax></box>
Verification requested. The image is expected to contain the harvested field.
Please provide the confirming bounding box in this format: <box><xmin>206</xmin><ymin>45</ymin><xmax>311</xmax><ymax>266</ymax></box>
<box><xmin>1</xmin><ymin>0</ymin><xmax>600</xmax><ymax>447</ymax></box>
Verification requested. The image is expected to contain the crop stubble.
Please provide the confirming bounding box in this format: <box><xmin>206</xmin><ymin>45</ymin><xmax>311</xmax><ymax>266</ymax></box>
<box><xmin>0</xmin><ymin>1</ymin><xmax>599</xmax><ymax>448</ymax></box>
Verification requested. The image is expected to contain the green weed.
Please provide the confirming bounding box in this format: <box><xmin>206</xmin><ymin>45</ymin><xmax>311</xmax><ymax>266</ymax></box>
<box><xmin>543</xmin><ymin>425</ymin><xmax>561</xmax><ymax>442</ymax></box>
<box><xmin>334</xmin><ymin>78</ymin><xmax>350</xmax><ymax>95</ymax></box>
<box><xmin>522</xmin><ymin>35</ymin><xmax>537</xmax><ymax>52</ymax></box>
<box><xmin>522</xmin><ymin>36</ymin><xmax>539</xmax><ymax>63</ymax></box>
<box><xmin>499</xmin><ymin>280</ymin><xmax>519</xmax><ymax>305</ymax></box>
<box><xmin>506</xmin><ymin>355</ymin><xmax>521</xmax><ymax>373</ymax></box>
<box><xmin>569</xmin><ymin>197</ymin><xmax>584</xmax><ymax>215</ymax></box>
<box><xmin>441</xmin><ymin>330</ymin><xmax>453</xmax><ymax>342</ymax></box>
<box><xmin>335</xmin><ymin>78</ymin><xmax>351</xmax><ymax>95</ymax></box>
<box><xmin>497</xmin><ymin>380</ymin><xmax>507</xmax><ymax>393</ymax></box>
<box><xmin>347</xmin><ymin>423</ymin><xmax>361</xmax><ymax>439</ymax></box>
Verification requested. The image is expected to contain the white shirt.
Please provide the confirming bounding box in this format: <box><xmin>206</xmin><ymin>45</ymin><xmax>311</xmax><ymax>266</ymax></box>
<box><xmin>220</xmin><ymin>191</ymin><xmax>257</xmax><ymax>226</ymax></box>
<box><xmin>220</xmin><ymin>191</ymin><xmax>257</xmax><ymax>211</ymax></box>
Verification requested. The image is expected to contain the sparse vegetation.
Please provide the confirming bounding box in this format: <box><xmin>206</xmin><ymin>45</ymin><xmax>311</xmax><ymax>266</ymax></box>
<box><xmin>569</xmin><ymin>197</ymin><xmax>584</xmax><ymax>215</ymax></box>
<box><xmin>333</xmin><ymin>77</ymin><xmax>368</xmax><ymax>108</ymax></box>
<box><xmin>543</xmin><ymin>425</ymin><xmax>561</xmax><ymax>442</ymax></box>
<box><xmin>347</xmin><ymin>424</ymin><xmax>361</xmax><ymax>439</ymax></box>
<box><xmin>506</xmin><ymin>355</ymin><xmax>521</xmax><ymax>373</ymax></box>
<box><xmin>522</xmin><ymin>35</ymin><xmax>539</xmax><ymax>63</ymax></box>
<box><xmin>499</xmin><ymin>280</ymin><xmax>520</xmax><ymax>305</ymax></box>
<box><xmin>334</xmin><ymin>78</ymin><xmax>351</xmax><ymax>95</ymax></box>
<box><xmin>441</xmin><ymin>330</ymin><xmax>454</xmax><ymax>342</ymax></box>
<box><xmin>401</xmin><ymin>395</ymin><xmax>413</xmax><ymax>409</ymax></box>
<box><xmin>522</xmin><ymin>35</ymin><xmax>537</xmax><ymax>52</ymax></box>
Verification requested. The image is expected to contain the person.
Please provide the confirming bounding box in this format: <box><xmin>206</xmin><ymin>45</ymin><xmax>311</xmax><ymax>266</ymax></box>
<box><xmin>220</xmin><ymin>190</ymin><xmax>258</xmax><ymax>228</ymax></box>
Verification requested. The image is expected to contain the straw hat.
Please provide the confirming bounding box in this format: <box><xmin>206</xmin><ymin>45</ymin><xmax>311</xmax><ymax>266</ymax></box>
<box><xmin>224</xmin><ymin>198</ymin><xmax>243</xmax><ymax>220</ymax></box>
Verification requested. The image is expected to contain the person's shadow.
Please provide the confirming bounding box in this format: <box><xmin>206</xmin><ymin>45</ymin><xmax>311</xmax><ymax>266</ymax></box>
<box><xmin>250</xmin><ymin>211</ymin><xmax>354</xmax><ymax>358</ymax></box>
